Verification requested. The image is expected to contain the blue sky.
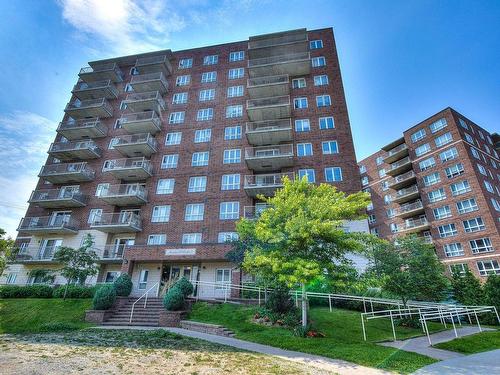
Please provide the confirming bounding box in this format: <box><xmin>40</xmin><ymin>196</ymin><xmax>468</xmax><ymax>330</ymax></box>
<box><xmin>0</xmin><ymin>0</ymin><xmax>499</xmax><ymax>237</ymax></box>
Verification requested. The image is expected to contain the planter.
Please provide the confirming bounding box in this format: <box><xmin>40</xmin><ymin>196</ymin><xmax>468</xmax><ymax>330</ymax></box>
<box><xmin>158</xmin><ymin>310</ymin><xmax>188</xmax><ymax>327</ymax></box>
<box><xmin>85</xmin><ymin>309</ymin><xmax>113</xmax><ymax>323</ymax></box>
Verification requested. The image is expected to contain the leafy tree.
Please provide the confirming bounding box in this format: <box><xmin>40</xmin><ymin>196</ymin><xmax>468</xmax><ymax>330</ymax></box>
<box><xmin>484</xmin><ymin>275</ymin><xmax>500</xmax><ymax>311</ymax></box>
<box><xmin>53</xmin><ymin>234</ymin><xmax>99</xmax><ymax>299</ymax></box>
<box><xmin>27</xmin><ymin>269</ymin><xmax>56</xmax><ymax>284</ymax></box>
<box><xmin>369</xmin><ymin>235</ymin><xmax>450</xmax><ymax>307</ymax></box>
<box><xmin>241</xmin><ymin>176</ymin><xmax>371</xmax><ymax>326</ymax></box>
<box><xmin>0</xmin><ymin>229</ymin><xmax>15</xmax><ymax>277</ymax></box>
<box><xmin>451</xmin><ymin>269</ymin><xmax>484</xmax><ymax>306</ymax></box>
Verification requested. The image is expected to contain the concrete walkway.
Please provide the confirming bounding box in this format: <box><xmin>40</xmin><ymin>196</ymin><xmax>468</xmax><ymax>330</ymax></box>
<box><xmin>413</xmin><ymin>349</ymin><xmax>500</xmax><ymax>375</ymax></box>
<box><xmin>380</xmin><ymin>326</ymin><xmax>493</xmax><ymax>360</ymax></box>
<box><xmin>98</xmin><ymin>325</ymin><xmax>391</xmax><ymax>374</ymax></box>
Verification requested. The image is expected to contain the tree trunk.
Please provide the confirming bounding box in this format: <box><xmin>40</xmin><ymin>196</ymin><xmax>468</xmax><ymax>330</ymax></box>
<box><xmin>301</xmin><ymin>283</ymin><xmax>307</xmax><ymax>327</ymax></box>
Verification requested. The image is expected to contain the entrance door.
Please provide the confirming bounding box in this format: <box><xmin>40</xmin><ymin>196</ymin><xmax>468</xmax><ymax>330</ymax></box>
<box><xmin>159</xmin><ymin>265</ymin><xmax>199</xmax><ymax>296</ymax></box>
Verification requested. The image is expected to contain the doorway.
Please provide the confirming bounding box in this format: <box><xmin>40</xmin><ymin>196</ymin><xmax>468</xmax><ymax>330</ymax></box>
<box><xmin>160</xmin><ymin>264</ymin><xmax>199</xmax><ymax>296</ymax></box>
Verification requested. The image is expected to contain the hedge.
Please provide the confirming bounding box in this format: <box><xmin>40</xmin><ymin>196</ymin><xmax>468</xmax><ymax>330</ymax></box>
<box><xmin>53</xmin><ymin>285</ymin><xmax>98</xmax><ymax>298</ymax></box>
<box><xmin>0</xmin><ymin>285</ymin><xmax>53</xmax><ymax>298</ymax></box>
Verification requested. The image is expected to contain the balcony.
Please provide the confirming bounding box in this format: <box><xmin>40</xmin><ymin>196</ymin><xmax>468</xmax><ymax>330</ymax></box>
<box><xmin>396</xmin><ymin>217</ymin><xmax>430</xmax><ymax>235</ymax></box>
<box><xmin>78</xmin><ymin>63</ymin><xmax>123</xmax><ymax>83</ymax></box>
<box><xmin>123</xmin><ymin>91</ymin><xmax>166</xmax><ymax>112</ymax></box>
<box><xmin>393</xmin><ymin>185</ymin><xmax>420</xmax><ymax>204</ymax></box>
<box><xmin>386</xmin><ymin>156</ymin><xmax>412</xmax><ymax>177</ymax></box>
<box><xmin>39</xmin><ymin>162</ymin><xmax>95</xmax><ymax>184</ymax></box>
<box><xmin>248</xmin><ymin>52</ymin><xmax>311</xmax><ymax>78</ymax></box>
<box><xmin>48</xmin><ymin>140</ymin><xmax>102</xmax><ymax>161</ymax></box>
<box><xmin>388</xmin><ymin>170</ymin><xmax>417</xmax><ymax>190</ymax></box>
<box><xmin>118</xmin><ymin>111</ymin><xmax>162</xmax><ymax>134</ymax></box>
<box><xmin>29</xmin><ymin>189</ymin><xmax>88</xmax><ymax>208</ymax></box>
<box><xmin>96</xmin><ymin>244</ymin><xmax>126</xmax><ymax>262</ymax></box>
<box><xmin>15</xmin><ymin>245</ymin><xmax>60</xmax><ymax>263</ymax></box>
<box><xmin>90</xmin><ymin>212</ymin><xmax>142</xmax><ymax>233</ymax></box>
<box><xmin>243</xmin><ymin>205</ymin><xmax>271</xmax><ymax>220</ymax></box>
<box><xmin>102</xmin><ymin>158</ymin><xmax>153</xmax><ymax>181</ymax></box>
<box><xmin>247</xmin><ymin>74</ymin><xmax>290</xmax><ymax>98</ymax></box>
<box><xmin>17</xmin><ymin>215</ymin><xmax>79</xmax><ymax>235</ymax></box>
<box><xmin>129</xmin><ymin>72</ymin><xmax>168</xmax><ymax>94</ymax></box>
<box><xmin>246</xmin><ymin>95</ymin><xmax>291</xmax><ymax>122</ymax></box>
<box><xmin>383</xmin><ymin>143</ymin><xmax>409</xmax><ymax>164</ymax></box>
<box><xmin>246</xmin><ymin>119</ymin><xmax>292</xmax><ymax>145</ymax></box>
<box><xmin>248</xmin><ymin>29</ymin><xmax>308</xmax><ymax>60</ymax></box>
<box><xmin>57</xmin><ymin>118</ymin><xmax>107</xmax><ymax>140</ymax></box>
<box><xmin>72</xmin><ymin>80</ymin><xmax>119</xmax><ymax>100</ymax></box>
<box><xmin>64</xmin><ymin>98</ymin><xmax>113</xmax><ymax>119</ymax></box>
<box><xmin>244</xmin><ymin>173</ymin><xmax>293</xmax><ymax>197</ymax></box>
<box><xmin>135</xmin><ymin>55</ymin><xmax>172</xmax><ymax>76</ymax></box>
<box><xmin>112</xmin><ymin>133</ymin><xmax>157</xmax><ymax>157</ymax></box>
<box><xmin>395</xmin><ymin>200</ymin><xmax>425</xmax><ymax>219</ymax></box>
<box><xmin>245</xmin><ymin>144</ymin><xmax>294</xmax><ymax>171</ymax></box>
<box><xmin>96</xmin><ymin>184</ymin><xmax>148</xmax><ymax>206</ymax></box>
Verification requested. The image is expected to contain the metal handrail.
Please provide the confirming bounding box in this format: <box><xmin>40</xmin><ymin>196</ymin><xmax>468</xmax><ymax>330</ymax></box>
<box><xmin>129</xmin><ymin>282</ymin><xmax>159</xmax><ymax>323</ymax></box>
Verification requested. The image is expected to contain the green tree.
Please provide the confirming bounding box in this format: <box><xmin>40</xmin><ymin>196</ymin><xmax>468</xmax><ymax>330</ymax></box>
<box><xmin>0</xmin><ymin>229</ymin><xmax>16</xmax><ymax>277</ymax></box>
<box><xmin>451</xmin><ymin>269</ymin><xmax>484</xmax><ymax>306</ymax></box>
<box><xmin>241</xmin><ymin>176</ymin><xmax>371</xmax><ymax>326</ymax></box>
<box><xmin>53</xmin><ymin>234</ymin><xmax>99</xmax><ymax>299</ymax></box>
<box><xmin>484</xmin><ymin>274</ymin><xmax>500</xmax><ymax>320</ymax></box>
<box><xmin>369</xmin><ymin>235</ymin><xmax>450</xmax><ymax>307</ymax></box>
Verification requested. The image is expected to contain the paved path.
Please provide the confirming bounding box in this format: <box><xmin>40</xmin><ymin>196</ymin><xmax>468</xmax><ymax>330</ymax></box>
<box><xmin>413</xmin><ymin>349</ymin><xmax>500</xmax><ymax>375</ymax></box>
<box><xmin>380</xmin><ymin>326</ymin><xmax>493</xmax><ymax>360</ymax></box>
<box><xmin>98</xmin><ymin>325</ymin><xmax>391</xmax><ymax>374</ymax></box>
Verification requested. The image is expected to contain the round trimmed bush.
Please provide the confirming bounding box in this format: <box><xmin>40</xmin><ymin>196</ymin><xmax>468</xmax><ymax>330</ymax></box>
<box><xmin>113</xmin><ymin>274</ymin><xmax>133</xmax><ymax>297</ymax></box>
<box><xmin>174</xmin><ymin>277</ymin><xmax>194</xmax><ymax>297</ymax></box>
<box><xmin>92</xmin><ymin>284</ymin><xmax>116</xmax><ymax>310</ymax></box>
<box><xmin>163</xmin><ymin>286</ymin><xmax>185</xmax><ymax>311</ymax></box>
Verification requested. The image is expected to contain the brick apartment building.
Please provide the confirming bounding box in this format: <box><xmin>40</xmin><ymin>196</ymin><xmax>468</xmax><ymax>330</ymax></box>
<box><xmin>1</xmin><ymin>28</ymin><xmax>366</xmax><ymax>297</ymax></box>
<box><xmin>359</xmin><ymin>108</ymin><xmax>500</xmax><ymax>279</ymax></box>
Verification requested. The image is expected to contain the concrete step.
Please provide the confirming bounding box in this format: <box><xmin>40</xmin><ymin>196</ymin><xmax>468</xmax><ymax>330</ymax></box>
<box><xmin>180</xmin><ymin>320</ymin><xmax>235</xmax><ymax>337</ymax></box>
<box><xmin>101</xmin><ymin>321</ymin><xmax>159</xmax><ymax>327</ymax></box>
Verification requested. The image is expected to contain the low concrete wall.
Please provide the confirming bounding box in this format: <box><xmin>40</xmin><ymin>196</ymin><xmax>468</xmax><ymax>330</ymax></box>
<box><xmin>85</xmin><ymin>310</ymin><xmax>113</xmax><ymax>323</ymax></box>
<box><xmin>158</xmin><ymin>310</ymin><xmax>188</xmax><ymax>327</ymax></box>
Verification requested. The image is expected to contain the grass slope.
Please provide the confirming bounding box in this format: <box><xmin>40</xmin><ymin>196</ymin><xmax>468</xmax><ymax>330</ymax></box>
<box><xmin>434</xmin><ymin>330</ymin><xmax>500</xmax><ymax>354</ymax></box>
<box><xmin>188</xmin><ymin>303</ymin><xmax>441</xmax><ymax>374</ymax></box>
<box><xmin>0</xmin><ymin>298</ymin><xmax>93</xmax><ymax>334</ymax></box>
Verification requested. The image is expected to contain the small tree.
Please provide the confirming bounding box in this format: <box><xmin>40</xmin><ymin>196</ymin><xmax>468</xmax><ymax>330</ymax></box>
<box><xmin>0</xmin><ymin>229</ymin><xmax>15</xmax><ymax>277</ymax></box>
<box><xmin>451</xmin><ymin>269</ymin><xmax>484</xmax><ymax>306</ymax></box>
<box><xmin>484</xmin><ymin>274</ymin><xmax>500</xmax><ymax>320</ymax></box>
<box><xmin>53</xmin><ymin>234</ymin><xmax>99</xmax><ymax>299</ymax></box>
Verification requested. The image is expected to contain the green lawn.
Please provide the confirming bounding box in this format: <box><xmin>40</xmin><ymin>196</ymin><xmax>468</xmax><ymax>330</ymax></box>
<box><xmin>188</xmin><ymin>303</ymin><xmax>444</xmax><ymax>374</ymax></box>
<box><xmin>0</xmin><ymin>298</ymin><xmax>93</xmax><ymax>334</ymax></box>
<box><xmin>434</xmin><ymin>330</ymin><xmax>500</xmax><ymax>354</ymax></box>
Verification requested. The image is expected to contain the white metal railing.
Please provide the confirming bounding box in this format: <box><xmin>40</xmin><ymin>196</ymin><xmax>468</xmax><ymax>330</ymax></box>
<box><xmin>247</xmin><ymin>95</ymin><xmax>290</xmax><ymax>109</ymax></box>
<box><xmin>130</xmin><ymin>72</ymin><xmax>168</xmax><ymax>87</ymax></box>
<box><xmin>29</xmin><ymin>189</ymin><xmax>88</xmax><ymax>204</ymax></box>
<box><xmin>102</xmin><ymin>158</ymin><xmax>153</xmax><ymax>175</ymax></box>
<box><xmin>79</xmin><ymin>63</ymin><xmax>122</xmax><ymax>77</ymax></box>
<box><xmin>57</xmin><ymin>118</ymin><xmax>107</xmax><ymax>133</ymax></box>
<box><xmin>39</xmin><ymin>162</ymin><xmax>95</xmax><ymax>178</ymax></box>
<box><xmin>390</xmin><ymin>156</ymin><xmax>411</xmax><ymax>170</ymax></box>
<box><xmin>73</xmin><ymin>79</ymin><xmax>118</xmax><ymax>96</ymax></box>
<box><xmin>119</xmin><ymin>111</ymin><xmax>161</xmax><ymax>128</ymax></box>
<box><xmin>244</xmin><ymin>173</ymin><xmax>294</xmax><ymax>188</ymax></box>
<box><xmin>18</xmin><ymin>215</ymin><xmax>80</xmax><ymax>232</ymax></box>
<box><xmin>390</xmin><ymin>170</ymin><xmax>416</xmax><ymax>185</ymax></box>
<box><xmin>248</xmin><ymin>52</ymin><xmax>310</xmax><ymax>68</ymax></box>
<box><xmin>129</xmin><ymin>282</ymin><xmax>160</xmax><ymax>323</ymax></box>
<box><xmin>48</xmin><ymin>140</ymin><xmax>101</xmax><ymax>154</ymax></box>
<box><xmin>245</xmin><ymin>144</ymin><xmax>294</xmax><ymax>159</ymax></box>
<box><xmin>246</xmin><ymin>119</ymin><xmax>292</xmax><ymax>133</ymax></box>
<box><xmin>112</xmin><ymin>133</ymin><xmax>158</xmax><ymax>150</ymax></box>
<box><xmin>96</xmin><ymin>183</ymin><xmax>147</xmax><ymax>201</ymax></box>
<box><xmin>65</xmin><ymin>98</ymin><xmax>112</xmax><ymax>113</ymax></box>
<box><xmin>90</xmin><ymin>212</ymin><xmax>142</xmax><ymax>229</ymax></box>
<box><xmin>386</xmin><ymin>143</ymin><xmax>408</xmax><ymax>157</ymax></box>
<box><xmin>247</xmin><ymin>74</ymin><xmax>289</xmax><ymax>87</ymax></box>
<box><xmin>248</xmin><ymin>30</ymin><xmax>307</xmax><ymax>49</ymax></box>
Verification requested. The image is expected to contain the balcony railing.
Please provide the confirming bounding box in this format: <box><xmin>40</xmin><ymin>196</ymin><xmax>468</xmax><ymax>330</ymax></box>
<box><xmin>102</xmin><ymin>158</ymin><xmax>153</xmax><ymax>181</ymax></box>
<box><xmin>247</xmin><ymin>95</ymin><xmax>291</xmax><ymax>122</ymax></box>
<box><xmin>56</xmin><ymin>118</ymin><xmax>107</xmax><ymax>140</ymax></box>
<box><xmin>96</xmin><ymin>184</ymin><xmax>148</xmax><ymax>206</ymax></box>
<box><xmin>248</xmin><ymin>52</ymin><xmax>311</xmax><ymax>78</ymax></box>
<box><xmin>79</xmin><ymin>63</ymin><xmax>123</xmax><ymax>82</ymax></box>
<box><xmin>247</xmin><ymin>74</ymin><xmax>290</xmax><ymax>98</ymax></box>
<box><xmin>64</xmin><ymin>98</ymin><xmax>113</xmax><ymax>118</ymax></box>
<box><xmin>243</xmin><ymin>205</ymin><xmax>271</xmax><ymax>220</ymax></box>
<box><xmin>72</xmin><ymin>79</ymin><xmax>119</xmax><ymax>100</ymax></box>
<box><xmin>387</xmin><ymin>156</ymin><xmax>412</xmax><ymax>176</ymax></box>
<box><xmin>135</xmin><ymin>55</ymin><xmax>172</xmax><ymax>75</ymax></box>
<box><xmin>48</xmin><ymin>140</ymin><xmax>102</xmax><ymax>160</ymax></box>
<box><xmin>111</xmin><ymin>133</ymin><xmax>157</xmax><ymax>157</ymax></box>
<box><xmin>384</xmin><ymin>143</ymin><xmax>409</xmax><ymax>164</ymax></box>
<box><xmin>247</xmin><ymin>95</ymin><xmax>290</xmax><ymax>109</ymax></box>
<box><xmin>248</xmin><ymin>52</ymin><xmax>310</xmax><ymax>68</ymax></box>
<box><xmin>96</xmin><ymin>244</ymin><xmax>127</xmax><ymax>260</ymax></box>
<box><xmin>390</xmin><ymin>156</ymin><xmax>411</xmax><ymax>170</ymax></box>
<box><xmin>388</xmin><ymin>170</ymin><xmax>416</xmax><ymax>189</ymax></box>
<box><xmin>245</xmin><ymin>144</ymin><xmax>294</xmax><ymax>171</ymax></box>
<box><xmin>401</xmin><ymin>217</ymin><xmax>429</xmax><ymax>231</ymax></box>
<box><xmin>15</xmin><ymin>245</ymin><xmax>60</xmax><ymax>262</ymax></box>
<box><xmin>130</xmin><ymin>72</ymin><xmax>168</xmax><ymax>93</ymax></box>
<box><xmin>123</xmin><ymin>91</ymin><xmax>166</xmax><ymax>112</ymax></box>
<box><xmin>248</xmin><ymin>74</ymin><xmax>290</xmax><ymax>88</ymax></box>
<box><xmin>118</xmin><ymin>111</ymin><xmax>162</xmax><ymax>134</ymax></box>
<box><xmin>396</xmin><ymin>185</ymin><xmax>419</xmax><ymax>198</ymax></box>
<box><xmin>248</xmin><ymin>30</ymin><xmax>308</xmax><ymax>50</ymax></box>
<box><xmin>39</xmin><ymin>162</ymin><xmax>95</xmax><ymax>183</ymax></box>
<box><xmin>243</xmin><ymin>173</ymin><xmax>293</xmax><ymax>197</ymax></box>
<box><xmin>18</xmin><ymin>216</ymin><xmax>79</xmax><ymax>234</ymax></box>
<box><xmin>90</xmin><ymin>212</ymin><xmax>142</xmax><ymax>233</ymax></box>
<box><xmin>246</xmin><ymin>119</ymin><xmax>293</xmax><ymax>145</ymax></box>
<box><xmin>29</xmin><ymin>189</ymin><xmax>88</xmax><ymax>208</ymax></box>
<box><xmin>395</xmin><ymin>200</ymin><xmax>424</xmax><ymax>218</ymax></box>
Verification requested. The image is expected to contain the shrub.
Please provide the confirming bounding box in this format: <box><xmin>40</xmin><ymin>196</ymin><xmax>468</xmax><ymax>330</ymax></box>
<box><xmin>173</xmin><ymin>277</ymin><xmax>194</xmax><ymax>297</ymax></box>
<box><xmin>113</xmin><ymin>274</ymin><xmax>133</xmax><ymax>297</ymax></box>
<box><xmin>92</xmin><ymin>284</ymin><xmax>116</xmax><ymax>310</ymax></box>
<box><xmin>265</xmin><ymin>286</ymin><xmax>295</xmax><ymax>314</ymax></box>
<box><xmin>292</xmin><ymin>324</ymin><xmax>312</xmax><ymax>337</ymax></box>
<box><xmin>38</xmin><ymin>322</ymin><xmax>82</xmax><ymax>332</ymax></box>
<box><xmin>0</xmin><ymin>285</ymin><xmax>53</xmax><ymax>298</ymax></box>
<box><xmin>483</xmin><ymin>275</ymin><xmax>500</xmax><ymax>325</ymax></box>
<box><xmin>395</xmin><ymin>317</ymin><xmax>421</xmax><ymax>329</ymax></box>
<box><xmin>163</xmin><ymin>286</ymin><xmax>185</xmax><ymax>311</ymax></box>
<box><xmin>53</xmin><ymin>285</ymin><xmax>97</xmax><ymax>298</ymax></box>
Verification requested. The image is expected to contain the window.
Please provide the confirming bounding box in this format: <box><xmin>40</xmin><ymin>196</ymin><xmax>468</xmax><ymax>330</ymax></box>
<box><xmin>367</xmin><ymin>202</ymin><xmax>374</xmax><ymax>211</ymax></box>
<box><xmin>368</xmin><ymin>214</ymin><xmax>376</xmax><ymax>224</ymax></box>
<box><xmin>148</xmin><ymin>234</ymin><xmax>166</xmax><ymax>245</ymax></box>
<box><xmin>415</xmin><ymin>143</ymin><xmax>431</xmax><ymax>156</ymax></box>
<box><xmin>182</xmin><ymin>233</ymin><xmax>202</xmax><ymax>244</ymax></box>
<box><xmin>470</xmin><ymin>238</ymin><xmax>494</xmax><ymax>254</ymax></box>
<box><xmin>221</xmin><ymin>174</ymin><xmax>240</xmax><ymax>190</ymax></box>
<box><xmin>228</xmin><ymin>68</ymin><xmax>244</xmax><ymax>79</ymax></box>
<box><xmin>194</xmin><ymin>129</ymin><xmax>211</xmax><ymax>143</ymax></box>
<box><xmin>450</xmin><ymin>263</ymin><xmax>469</xmax><ymax>275</ymax></box>
<box><xmin>463</xmin><ymin>217</ymin><xmax>485</xmax><ymax>233</ymax></box>
<box><xmin>138</xmin><ymin>270</ymin><xmax>149</xmax><ymax>290</ymax></box>
<box><xmin>484</xmin><ymin>181</ymin><xmax>494</xmax><ymax>193</ymax></box>
<box><xmin>477</xmin><ymin>164</ymin><xmax>487</xmax><ymax>176</ymax></box>
<box><xmin>176</xmin><ymin>75</ymin><xmax>190</xmax><ymax>86</ymax></box>
<box><xmin>471</xmin><ymin>147</ymin><xmax>481</xmax><ymax>159</ymax></box>
<box><xmin>178</xmin><ymin>58</ymin><xmax>192</xmax><ymax>69</ymax></box>
<box><xmin>370</xmin><ymin>228</ymin><xmax>379</xmax><ymax>236</ymax></box>
<box><xmin>229</xmin><ymin>51</ymin><xmax>244</xmax><ymax>62</ymax></box>
<box><xmin>95</xmin><ymin>183</ymin><xmax>109</xmax><ymax>196</ymax></box>
<box><xmin>88</xmin><ymin>208</ymin><xmax>102</xmax><ymax>224</ymax></box>
<box><xmin>161</xmin><ymin>154</ymin><xmax>178</xmax><ymax>169</ymax></box>
<box><xmin>201</xmin><ymin>71</ymin><xmax>217</xmax><ymax>83</ymax></box>
<box><xmin>203</xmin><ymin>54</ymin><xmax>218</xmax><ymax>65</ymax></box>
<box><xmin>227</xmin><ymin>85</ymin><xmax>244</xmax><ymax>97</ymax></box>
<box><xmin>445</xmin><ymin>163</ymin><xmax>464</xmax><ymax>178</ymax></box>
<box><xmin>224</xmin><ymin>126</ymin><xmax>241</xmax><ymax>140</ymax></box>
<box><xmin>294</xmin><ymin>97</ymin><xmax>308</xmax><ymax>109</ymax></box>
<box><xmin>361</xmin><ymin>176</ymin><xmax>369</xmax><ymax>186</ymax></box>
<box><xmin>438</xmin><ymin>223</ymin><xmax>457</xmax><ymax>238</ymax></box>
<box><xmin>226</xmin><ymin>105</ymin><xmax>243</xmax><ymax>118</ymax></box>
<box><xmin>188</xmin><ymin>176</ymin><xmax>207</xmax><ymax>192</ymax></box>
<box><xmin>218</xmin><ymin>232</ymin><xmax>239</xmax><ymax>243</ymax></box>
<box><xmin>419</xmin><ymin>157</ymin><xmax>436</xmax><ymax>171</ymax></box>
<box><xmin>433</xmin><ymin>205</ymin><xmax>452</xmax><ymax>220</ymax></box>
<box><xmin>314</xmin><ymin>75</ymin><xmax>328</xmax><ymax>86</ymax></box>
<box><xmin>172</xmin><ymin>92</ymin><xmax>188</xmax><ymax>104</ymax></box>
<box><xmin>381</xmin><ymin>181</ymin><xmax>389</xmax><ymax>191</ymax></box>
<box><xmin>319</xmin><ymin>116</ymin><xmax>335</xmax><ymax>129</ymax></box>
<box><xmin>457</xmin><ymin>198</ymin><xmax>478</xmax><ymax>214</ymax></box>
<box><xmin>197</xmin><ymin>108</ymin><xmax>213</xmax><ymax>121</ymax></box>
<box><xmin>292</xmin><ymin>78</ymin><xmax>306</xmax><ymax>88</ymax></box>
<box><xmin>199</xmin><ymin>89</ymin><xmax>215</xmax><ymax>101</ymax></box>
<box><xmin>152</xmin><ymin>205</ymin><xmax>171</xmax><ymax>223</ymax></box>
<box><xmin>6</xmin><ymin>273</ymin><xmax>17</xmax><ymax>284</ymax></box>
<box><xmin>220</xmin><ymin>202</ymin><xmax>239</xmax><ymax>220</ymax></box>
<box><xmin>223</xmin><ymin>149</ymin><xmax>241</xmax><ymax>163</ymax></box>
<box><xmin>464</xmin><ymin>132</ymin><xmax>474</xmax><ymax>143</ymax></box>
<box><xmin>311</xmin><ymin>56</ymin><xmax>326</xmax><ymax>67</ymax></box>
<box><xmin>411</xmin><ymin>129</ymin><xmax>426</xmax><ymax>143</ymax></box>
<box><xmin>165</xmin><ymin>132</ymin><xmax>182</xmax><ymax>145</ymax></box>
<box><xmin>297</xmin><ymin>143</ymin><xmax>313</xmax><ymax>156</ymax></box>
<box><xmin>169</xmin><ymin>112</ymin><xmax>185</xmax><ymax>124</ymax></box>
<box><xmin>429</xmin><ymin>118</ymin><xmax>447</xmax><ymax>133</ymax></box>
<box><xmin>216</xmin><ymin>269</ymin><xmax>231</xmax><ymax>288</ymax></box>
<box><xmin>192</xmin><ymin>151</ymin><xmax>209</xmax><ymax>167</ymax></box>
<box><xmin>451</xmin><ymin>180</ymin><xmax>471</xmax><ymax>196</ymax></box>
<box><xmin>492</xmin><ymin>198</ymin><xmax>500</xmax><ymax>212</ymax></box>
<box><xmin>295</xmin><ymin>119</ymin><xmax>310</xmax><ymax>132</ymax></box>
<box><xmin>185</xmin><ymin>203</ymin><xmax>204</xmax><ymax>221</ymax></box>
<box><xmin>124</xmin><ymin>83</ymin><xmax>133</xmax><ymax>92</ymax></box>
<box><xmin>359</xmin><ymin>165</ymin><xmax>367</xmax><ymax>174</ymax></box>
<box><xmin>320</xmin><ymin>141</ymin><xmax>338</xmax><ymax>155</ymax></box>
<box><xmin>435</xmin><ymin>132</ymin><xmax>453</xmax><ymax>147</ymax></box>
<box><xmin>310</xmin><ymin>39</ymin><xmax>323</xmax><ymax>49</ymax></box>
<box><xmin>325</xmin><ymin>167</ymin><xmax>342</xmax><ymax>182</ymax></box>
<box><xmin>423</xmin><ymin>172</ymin><xmax>440</xmax><ymax>186</ymax></box>
<box><xmin>386</xmin><ymin>208</ymin><xmax>395</xmax><ymax>218</ymax></box>
<box><xmin>444</xmin><ymin>243</ymin><xmax>464</xmax><ymax>257</ymax></box>
<box><xmin>439</xmin><ymin>147</ymin><xmax>458</xmax><ymax>162</ymax></box>
<box><xmin>157</xmin><ymin>179</ymin><xmax>174</xmax><ymax>195</ymax></box>
<box><xmin>298</xmin><ymin>169</ymin><xmax>315</xmax><ymax>183</ymax></box>
<box><xmin>458</xmin><ymin>118</ymin><xmax>469</xmax><ymax>129</ymax></box>
<box><xmin>428</xmin><ymin>187</ymin><xmax>446</xmax><ymax>202</ymax></box>
<box><xmin>316</xmin><ymin>95</ymin><xmax>331</xmax><ymax>107</ymax></box>
<box><xmin>477</xmin><ymin>260</ymin><xmax>500</xmax><ymax>276</ymax></box>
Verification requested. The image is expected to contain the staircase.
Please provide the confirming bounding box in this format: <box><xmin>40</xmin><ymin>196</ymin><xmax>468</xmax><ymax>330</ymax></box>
<box><xmin>101</xmin><ymin>297</ymin><xmax>163</xmax><ymax>326</ymax></box>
